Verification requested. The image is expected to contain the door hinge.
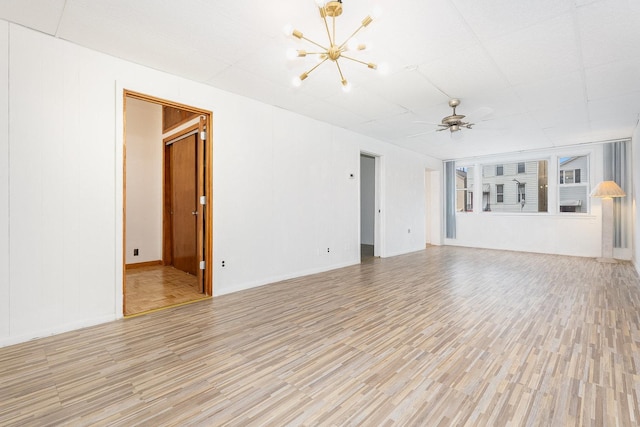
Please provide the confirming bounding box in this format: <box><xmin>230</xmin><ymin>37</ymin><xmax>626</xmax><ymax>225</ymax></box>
<box><xmin>200</xmin><ymin>196</ymin><xmax>206</xmax><ymax>205</ymax></box>
<box><xmin>199</xmin><ymin>261</ymin><xmax>205</xmax><ymax>270</ymax></box>
<box><xmin>200</xmin><ymin>131</ymin><xmax>206</xmax><ymax>141</ymax></box>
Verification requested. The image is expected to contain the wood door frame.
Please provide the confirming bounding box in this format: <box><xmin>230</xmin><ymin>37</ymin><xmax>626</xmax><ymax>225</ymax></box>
<box><xmin>123</xmin><ymin>90</ymin><xmax>213</xmax><ymax>315</ymax></box>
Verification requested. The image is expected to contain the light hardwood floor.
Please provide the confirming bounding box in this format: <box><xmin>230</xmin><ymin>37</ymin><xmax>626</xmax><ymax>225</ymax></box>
<box><xmin>125</xmin><ymin>265</ymin><xmax>207</xmax><ymax>316</ymax></box>
<box><xmin>2</xmin><ymin>246</ymin><xmax>640</xmax><ymax>426</ymax></box>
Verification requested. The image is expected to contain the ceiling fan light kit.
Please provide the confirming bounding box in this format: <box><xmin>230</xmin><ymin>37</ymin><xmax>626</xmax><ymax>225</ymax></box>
<box><xmin>284</xmin><ymin>0</ymin><xmax>379</xmax><ymax>92</ymax></box>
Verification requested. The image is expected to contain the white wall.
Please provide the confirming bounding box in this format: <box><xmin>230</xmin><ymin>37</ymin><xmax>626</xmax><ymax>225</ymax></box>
<box><xmin>360</xmin><ymin>155</ymin><xmax>375</xmax><ymax>245</ymax></box>
<box><xmin>446</xmin><ymin>146</ymin><xmax>608</xmax><ymax>258</ymax></box>
<box><xmin>125</xmin><ymin>98</ymin><xmax>162</xmax><ymax>264</ymax></box>
<box><xmin>380</xmin><ymin>149</ymin><xmax>432</xmax><ymax>257</ymax></box>
<box><xmin>632</xmin><ymin>121</ymin><xmax>640</xmax><ymax>272</ymax></box>
<box><xmin>0</xmin><ymin>21</ymin><xmax>9</xmax><ymax>339</ymax></box>
<box><xmin>0</xmin><ymin>22</ymin><xmax>441</xmax><ymax>347</ymax></box>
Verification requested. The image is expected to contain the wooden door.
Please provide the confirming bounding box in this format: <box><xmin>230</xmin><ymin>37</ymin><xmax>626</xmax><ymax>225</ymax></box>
<box><xmin>170</xmin><ymin>134</ymin><xmax>198</xmax><ymax>275</ymax></box>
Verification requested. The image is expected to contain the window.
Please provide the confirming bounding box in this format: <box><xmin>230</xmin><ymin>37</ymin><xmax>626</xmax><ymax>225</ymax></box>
<box><xmin>559</xmin><ymin>155</ymin><xmax>589</xmax><ymax>213</ymax></box>
<box><xmin>559</xmin><ymin>169</ymin><xmax>581</xmax><ymax>184</ymax></box>
<box><xmin>481</xmin><ymin>160</ymin><xmax>548</xmax><ymax>213</ymax></box>
<box><xmin>456</xmin><ymin>166</ymin><xmax>473</xmax><ymax>212</ymax></box>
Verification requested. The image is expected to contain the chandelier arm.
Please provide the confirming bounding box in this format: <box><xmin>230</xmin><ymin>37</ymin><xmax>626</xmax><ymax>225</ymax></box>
<box><xmin>304</xmin><ymin>57</ymin><xmax>330</xmax><ymax>77</ymax></box>
<box><xmin>321</xmin><ymin>11</ymin><xmax>334</xmax><ymax>46</ymax></box>
<box><xmin>337</xmin><ymin>23</ymin><xmax>367</xmax><ymax>50</ymax></box>
<box><xmin>333</xmin><ymin>15</ymin><xmax>336</xmax><ymax>45</ymax></box>
<box><xmin>334</xmin><ymin>59</ymin><xmax>347</xmax><ymax>82</ymax></box>
<box><xmin>301</xmin><ymin>35</ymin><xmax>329</xmax><ymax>51</ymax></box>
<box><xmin>340</xmin><ymin>54</ymin><xmax>376</xmax><ymax>68</ymax></box>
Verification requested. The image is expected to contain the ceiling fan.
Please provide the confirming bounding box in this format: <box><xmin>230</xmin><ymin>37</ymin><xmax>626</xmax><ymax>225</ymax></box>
<box><xmin>437</xmin><ymin>98</ymin><xmax>473</xmax><ymax>133</ymax></box>
<box><xmin>408</xmin><ymin>98</ymin><xmax>492</xmax><ymax>140</ymax></box>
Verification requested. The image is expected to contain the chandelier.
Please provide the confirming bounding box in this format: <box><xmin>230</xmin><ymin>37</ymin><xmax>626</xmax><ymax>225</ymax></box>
<box><xmin>284</xmin><ymin>0</ymin><xmax>379</xmax><ymax>92</ymax></box>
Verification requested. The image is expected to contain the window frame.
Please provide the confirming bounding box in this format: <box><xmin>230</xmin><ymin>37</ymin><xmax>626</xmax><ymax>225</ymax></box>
<box><xmin>496</xmin><ymin>184</ymin><xmax>504</xmax><ymax>203</ymax></box>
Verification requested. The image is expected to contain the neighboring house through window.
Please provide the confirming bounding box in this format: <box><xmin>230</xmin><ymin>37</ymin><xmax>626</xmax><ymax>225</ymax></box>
<box><xmin>481</xmin><ymin>160</ymin><xmax>547</xmax><ymax>213</ymax></box>
<box><xmin>559</xmin><ymin>155</ymin><xmax>589</xmax><ymax>213</ymax></box>
<box><xmin>456</xmin><ymin>166</ymin><xmax>473</xmax><ymax>212</ymax></box>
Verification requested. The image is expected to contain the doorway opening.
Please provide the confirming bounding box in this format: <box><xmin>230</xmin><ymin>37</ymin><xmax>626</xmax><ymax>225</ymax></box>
<box><xmin>360</xmin><ymin>153</ymin><xmax>379</xmax><ymax>262</ymax></box>
<box><xmin>123</xmin><ymin>91</ymin><xmax>213</xmax><ymax>316</ymax></box>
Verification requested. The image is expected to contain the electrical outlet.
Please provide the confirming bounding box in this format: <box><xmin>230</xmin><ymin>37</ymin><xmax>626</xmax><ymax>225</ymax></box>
<box><xmin>221</xmin><ymin>260</ymin><xmax>226</xmax><ymax>267</ymax></box>
<box><xmin>133</xmin><ymin>249</ymin><xmax>139</xmax><ymax>256</ymax></box>
<box><xmin>327</xmin><ymin>248</ymin><xmax>330</xmax><ymax>253</ymax></box>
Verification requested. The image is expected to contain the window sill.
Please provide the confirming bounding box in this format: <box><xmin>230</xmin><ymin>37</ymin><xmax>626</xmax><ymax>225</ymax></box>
<box><xmin>456</xmin><ymin>211</ymin><xmax>596</xmax><ymax>219</ymax></box>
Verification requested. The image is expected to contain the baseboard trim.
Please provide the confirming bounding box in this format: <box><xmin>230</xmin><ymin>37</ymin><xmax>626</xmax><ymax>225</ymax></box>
<box><xmin>214</xmin><ymin>259</ymin><xmax>360</xmax><ymax>297</ymax></box>
<box><xmin>126</xmin><ymin>260</ymin><xmax>163</xmax><ymax>269</ymax></box>
<box><xmin>0</xmin><ymin>314</ymin><xmax>117</xmax><ymax>349</ymax></box>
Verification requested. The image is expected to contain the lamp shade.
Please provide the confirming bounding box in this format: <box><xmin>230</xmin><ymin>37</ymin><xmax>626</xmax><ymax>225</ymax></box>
<box><xmin>590</xmin><ymin>180</ymin><xmax>626</xmax><ymax>198</ymax></box>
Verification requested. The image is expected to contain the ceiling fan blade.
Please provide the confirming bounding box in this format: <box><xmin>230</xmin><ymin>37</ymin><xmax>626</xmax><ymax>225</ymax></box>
<box><xmin>406</xmin><ymin>130</ymin><xmax>436</xmax><ymax>138</ymax></box>
<box><xmin>436</xmin><ymin>127</ymin><xmax>449</xmax><ymax>132</ymax></box>
<box><xmin>469</xmin><ymin>106</ymin><xmax>494</xmax><ymax>120</ymax></box>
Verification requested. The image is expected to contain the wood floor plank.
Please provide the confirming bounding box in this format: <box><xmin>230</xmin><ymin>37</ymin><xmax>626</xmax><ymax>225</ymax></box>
<box><xmin>125</xmin><ymin>265</ymin><xmax>206</xmax><ymax>316</ymax></box>
<box><xmin>1</xmin><ymin>246</ymin><xmax>640</xmax><ymax>425</ymax></box>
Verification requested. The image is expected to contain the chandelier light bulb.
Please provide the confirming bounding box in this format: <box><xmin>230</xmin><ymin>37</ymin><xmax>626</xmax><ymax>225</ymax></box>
<box><xmin>346</xmin><ymin>38</ymin><xmax>360</xmax><ymax>52</ymax></box>
<box><xmin>377</xmin><ymin>62</ymin><xmax>389</xmax><ymax>75</ymax></box>
<box><xmin>341</xmin><ymin>80</ymin><xmax>352</xmax><ymax>93</ymax></box>
<box><xmin>282</xmin><ymin>24</ymin><xmax>294</xmax><ymax>37</ymax></box>
<box><xmin>286</xmin><ymin>48</ymin><xmax>298</xmax><ymax>60</ymax></box>
<box><xmin>315</xmin><ymin>0</ymin><xmax>328</xmax><ymax>7</ymax></box>
<box><xmin>372</xmin><ymin>6</ymin><xmax>383</xmax><ymax>19</ymax></box>
<box><xmin>292</xmin><ymin>76</ymin><xmax>302</xmax><ymax>87</ymax></box>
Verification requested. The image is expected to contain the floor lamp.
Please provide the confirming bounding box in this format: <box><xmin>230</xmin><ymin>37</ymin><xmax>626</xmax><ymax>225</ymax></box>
<box><xmin>590</xmin><ymin>180</ymin><xmax>626</xmax><ymax>263</ymax></box>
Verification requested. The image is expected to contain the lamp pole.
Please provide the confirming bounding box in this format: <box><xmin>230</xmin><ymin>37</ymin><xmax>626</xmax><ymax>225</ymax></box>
<box><xmin>599</xmin><ymin>196</ymin><xmax>615</xmax><ymax>262</ymax></box>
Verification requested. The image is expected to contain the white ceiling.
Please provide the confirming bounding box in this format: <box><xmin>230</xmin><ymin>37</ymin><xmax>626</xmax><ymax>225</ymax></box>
<box><xmin>2</xmin><ymin>0</ymin><xmax>639</xmax><ymax>159</ymax></box>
